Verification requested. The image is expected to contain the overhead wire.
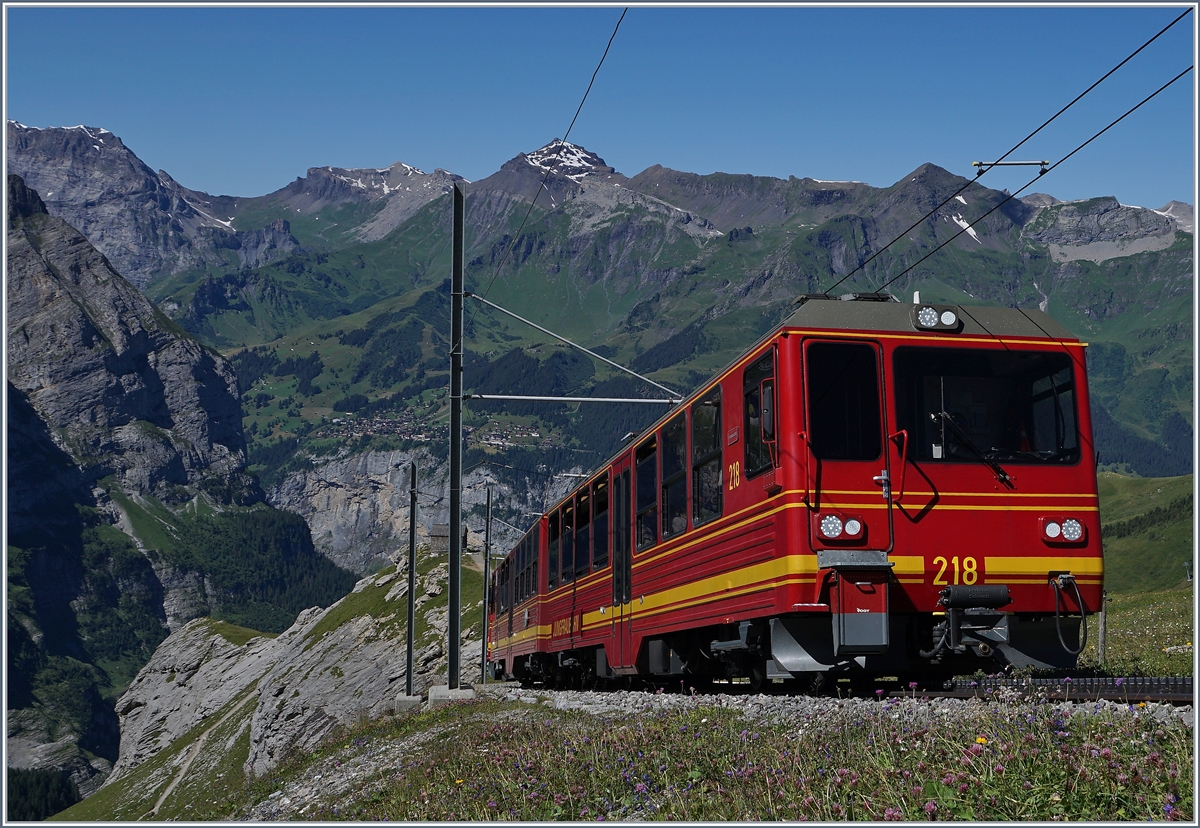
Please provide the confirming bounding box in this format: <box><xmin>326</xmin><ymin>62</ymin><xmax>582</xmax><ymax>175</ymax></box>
<box><xmin>821</xmin><ymin>6</ymin><xmax>1193</xmax><ymax>297</ymax></box>
<box><xmin>466</xmin><ymin>7</ymin><xmax>628</xmax><ymax>329</ymax></box>
<box><xmin>876</xmin><ymin>64</ymin><xmax>1194</xmax><ymax>295</ymax></box>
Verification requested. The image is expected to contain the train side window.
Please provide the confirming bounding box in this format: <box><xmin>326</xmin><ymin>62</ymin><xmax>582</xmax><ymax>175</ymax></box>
<box><xmin>613</xmin><ymin>468</ymin><xmax>631</xmax><ymax>603</ymax></box>
<box><xmin>517</xmin><ymin>539</ymin><xmax>524</xmax><ymax>603</ymax></box>
<box><xmin>548</xmin><ymin>512</ymin><xmax>560</xmax><ymax>590</ymax></box>
<box><xmin>498</xmin><ymin>560</ymin><xmax>507</xmax><ymax>612</ymax></box>
<box><xmin>531</xmin><ymin>534</ymin><xmax>539</xmax><ymax>598</ymax></box>
<box><xmin>661</xmin><ymin>414</ymin><xmax>688</xmax><ymax>539</ymax></box>
<box><xmin>692</xmin><ymin>387</ymin><xmax>723</xmax><ymax>525</ymax></box>
<box><xmin>561</xmin><ymin>501</ymin><xmax>575</xmax><ymax>584</ymax></box>
<box><xmin>575</xmin><ymin>488</ymin><xmax>592</xmax><ymax>578</ymax></box>
<box><xmin>518</xmin><ymin>538</ymin><xmax>527</xmax><ymax>603</ymax></box>
<box><xmin>592</xmin><ymin>473</ymin><xmax>610</xmax><ymax>570</ymax></box>
<box><xmin>635</xmin><ymin>437</ymin><xmax>659</xmax><ymax>551</ymax></box>
<box><xmin>744</xmin><ymin>350</ymin><xmax>777</xmax><ymax>477</ymax></box>
<box><xmin>524</xmin><ymin>535</ymin><xmax>533</xmax><ymax>601</ymax></box>
<box><xmin>807</xmin><ymin>341</ymin><xmax>882</xmax><ymax>461</ymax></box>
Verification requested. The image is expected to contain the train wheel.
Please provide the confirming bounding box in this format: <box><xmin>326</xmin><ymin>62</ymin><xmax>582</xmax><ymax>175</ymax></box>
<box><xmin>792</xmin><ymin>671</ymin><xmax>829</xmax><ymax>696</ymax></box>
<box><xmin>747</xmin><ymin>659</ymin><xmax>768</xmax><ymax>693</ymax></box>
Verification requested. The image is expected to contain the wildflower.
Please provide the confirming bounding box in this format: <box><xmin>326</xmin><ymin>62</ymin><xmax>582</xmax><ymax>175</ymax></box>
<box><xmin>883</xmin><ymin>807</ymin><xmax>903</xmax><ymax>821</ymax></box>
<box><xmin>975</xmin><ymin>736</ymin><xmax>988</xmax><ymax>745</ymax></box>
<box><xmin>993</xmin><ymin>764</ymin><xmax>1005</xmax><ymax>774</ymax></box>
<box><xmin>924</xmin><ymin>801</ymin><xmax>938</xmax><ymax>815</ymax></box>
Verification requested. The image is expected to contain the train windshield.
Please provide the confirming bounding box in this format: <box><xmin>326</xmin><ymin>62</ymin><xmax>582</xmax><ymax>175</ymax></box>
<box><xmin>893</xmin><ymin>347</ymin><xmax>1080</xmax><ymax>465</ymax></box>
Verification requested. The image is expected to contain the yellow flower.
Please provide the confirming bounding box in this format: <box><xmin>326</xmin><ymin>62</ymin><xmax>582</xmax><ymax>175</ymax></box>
<box><xmin>456</xmin><ymin>779</ymin><xmax>464</xmax><ymax>785</ymax></box>
<box><xmin>975</xmin><ymin>736</ymin><xmax>988</xmax><ymax>745</ymax></box>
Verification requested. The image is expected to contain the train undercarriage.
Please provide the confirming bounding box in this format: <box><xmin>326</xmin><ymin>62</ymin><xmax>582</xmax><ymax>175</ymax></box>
<box><xmin>493</xmin><ymin>605</ymin><xmax>1085</xmax><ymax>695</ymax></box>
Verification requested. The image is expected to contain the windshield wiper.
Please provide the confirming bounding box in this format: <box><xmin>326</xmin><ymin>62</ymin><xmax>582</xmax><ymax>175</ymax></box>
<box><xmin>930</xmin><ymin>411</ymin><xmax>1014</xmax><ymax>488</ymax></box>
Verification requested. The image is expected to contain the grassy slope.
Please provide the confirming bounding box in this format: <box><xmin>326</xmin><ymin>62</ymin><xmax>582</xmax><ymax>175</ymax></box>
<box><xmin>1097</xmin><ymin>472</ymin><xmax>1194</xmax><ymax>594</ymax></box>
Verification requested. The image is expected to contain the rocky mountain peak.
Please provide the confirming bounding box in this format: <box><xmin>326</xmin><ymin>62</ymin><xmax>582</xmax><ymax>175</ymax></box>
<box><xmin>7</xmin><ymin>173</ymin><xmax>47</xmax><ymax>223</ymax></box>
<box><xmin>525</xmin><ymin>139</ymin><xmax>617</xmax><ymax>181</ymax></box>
<box><xmin>1157</xmin><ymin>200</ymin><xmax>1194</xmax><ymax>233</ymax></box>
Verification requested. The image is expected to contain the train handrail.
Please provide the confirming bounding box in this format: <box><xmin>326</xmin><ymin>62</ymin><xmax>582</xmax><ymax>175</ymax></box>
<box><xmin>889</xmin><ymin>429</ymin><xmax>909</xmax><ymax>503</ymax></box>
<box><xmin>798</xmin><ymin>430</ymin><xmax>812</xmax><ymax>505</ymax></box>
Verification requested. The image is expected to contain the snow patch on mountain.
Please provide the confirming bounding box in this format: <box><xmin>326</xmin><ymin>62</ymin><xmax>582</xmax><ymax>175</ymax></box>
<box><xmin>526</xmin><ymin>139</ymin><xmax>614</xmax><ymax>182</ymax></box>
<box><xmin>950</xmin><ymin>213</ymin><xmax>981</xmax><ymax>243</ymax></box>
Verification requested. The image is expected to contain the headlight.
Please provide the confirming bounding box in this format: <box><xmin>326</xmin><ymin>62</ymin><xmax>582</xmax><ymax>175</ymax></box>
<box><xmin>820</xmin><ymin>514</ymin><xmax>844</xmax><ymax>538</ymax></box>
<box><xmin>1061</xmin><ymin>519</ymin><xmax>1083</xmax><ymax>542</ymax></box>
<box><xmin>844</xmin><ymin>518</ymin><xmax>862</xmax><ymax>536</ymax></box>
<box><xmin>1042</xmin><ymin>516</ymin><xmax>1086</xmax><ymax>543</ymax></box>
<box><xmin>940</xmin><ymin>310</ymin><xmax>958</xmax><ymax>326</ymax></box>
<box><xmin>917</xmin><ymin>306</ymin><xmax>939</xmax><ymax>328</ymax></box>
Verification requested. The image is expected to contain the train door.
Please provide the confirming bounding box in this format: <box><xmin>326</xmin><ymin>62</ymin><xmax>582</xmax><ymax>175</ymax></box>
<box><xmin>609</xmin><ymin>458</ymin><xmax>635</xmax><ymax>671</ymax></box>
<box><xmin>801</xmin><ymin>339</ymin><xmax>893</xmax><ymax>553</ymax></box>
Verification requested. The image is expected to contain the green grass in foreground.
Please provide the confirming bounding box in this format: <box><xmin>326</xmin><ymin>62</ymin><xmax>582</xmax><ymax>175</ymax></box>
<box><xmin>240</xmin><ymin>697</ymin><xmax>1190</xmax><ymax>822</ymax></box>
<box><xmin>1078</xmin><ymin>585</ymin><xmax>1194</xmax><ymax>677</ymax></box>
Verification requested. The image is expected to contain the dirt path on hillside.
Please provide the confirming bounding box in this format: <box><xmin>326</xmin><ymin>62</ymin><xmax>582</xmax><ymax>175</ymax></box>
<box><xmin>143</xmin><ymin>691</ymin><xmax>258</xmax><ymax>819</ymax></box>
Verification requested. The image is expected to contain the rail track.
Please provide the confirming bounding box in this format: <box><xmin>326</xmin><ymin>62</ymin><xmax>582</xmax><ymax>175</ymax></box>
<box><xmin>933</xmin><ymin>674</ymin><xmax>1193</xmax><ymax>705</ymax></box>
<box><xmin>494</xmin><ymin>674</ymin><xmax>1194</xmax><ymax>705</ymax></box>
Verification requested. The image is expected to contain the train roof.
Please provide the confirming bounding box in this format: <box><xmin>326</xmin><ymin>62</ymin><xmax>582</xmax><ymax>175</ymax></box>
<box><xmin>784</xmin><ymin>294</ymin><xmax>1079</xmax><ymax>341</ymax></box>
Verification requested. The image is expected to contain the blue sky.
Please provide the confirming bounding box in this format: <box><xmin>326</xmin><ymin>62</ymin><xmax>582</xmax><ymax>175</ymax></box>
<box><xmin>5</xmin><ymin>5</ymin><xmax>1196</xmax><ymax>209</ymax></box>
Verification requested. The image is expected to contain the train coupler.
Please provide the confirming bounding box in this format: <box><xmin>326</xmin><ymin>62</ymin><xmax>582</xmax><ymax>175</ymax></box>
<box><xmin>921</xmin><ymin>586</ymin><xmax>1013</xmax><ymax>660</ymax></box>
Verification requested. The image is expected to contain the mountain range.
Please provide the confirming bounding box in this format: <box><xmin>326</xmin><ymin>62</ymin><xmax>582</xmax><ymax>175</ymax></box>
<box><xmin>4</xmin><ymin>120</ymin><xmax>1193</xmax><ymax>813</ymax></box>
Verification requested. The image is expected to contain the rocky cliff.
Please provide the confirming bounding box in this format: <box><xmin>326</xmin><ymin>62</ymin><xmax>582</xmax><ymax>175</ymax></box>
<box><xmin>108</xmin><ymin>556</ymin><xmax>482</xmax><ymax>787</ymax></box>
<box><xmin>268</xmin><ymin>447</ymin><xmax>574</xmax><ymax>573</ymax></box>
<box><xmin>6</xmin><ymin>174</ymin><xmax>250</xmax><ymax>502</ymax></box>
<box><xmin>1021</xmin><ymin>195</ymin><xmax>1180</xmax><ymax>263</ymax></box>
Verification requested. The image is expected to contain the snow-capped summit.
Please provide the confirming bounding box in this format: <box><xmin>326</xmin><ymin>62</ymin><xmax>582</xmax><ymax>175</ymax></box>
<box><xmin>525</xmin><ymin>139</ymin><xmax>616</xmax><ymax>182</ymax></box>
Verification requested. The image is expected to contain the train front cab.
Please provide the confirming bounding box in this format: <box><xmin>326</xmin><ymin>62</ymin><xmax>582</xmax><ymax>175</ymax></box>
<box><xmin>772</xmin><ymin>297</ymin><xmax>1103</xmax><ymax>682</ymax></box>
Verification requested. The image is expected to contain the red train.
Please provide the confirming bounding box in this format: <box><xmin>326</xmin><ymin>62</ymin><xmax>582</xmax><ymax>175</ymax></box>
<box><xmin>486</xmin><ymin>294</ymin><xmax>1103</xmax><ymax>691</ymax></box>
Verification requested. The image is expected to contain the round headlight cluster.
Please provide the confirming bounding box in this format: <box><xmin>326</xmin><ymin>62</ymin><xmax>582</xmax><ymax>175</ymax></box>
<box><xmin>913</xmin><ymin>304</ymin><xmax>961</xmax><ymax>331</ymax></box>
<box><xmin>1043</xmin><ymin>517</ymin><xmax>1085</xmax><ymax>543</ymax></box>
<box><xmin>844</xmin><ymin>518</ymin><xmax>863</xmax><ymax>536</ymax></box>
<box><xmin>820</xmin><ymin>514</ymin><xmax>844</xmax><ymax>539</ymax></box>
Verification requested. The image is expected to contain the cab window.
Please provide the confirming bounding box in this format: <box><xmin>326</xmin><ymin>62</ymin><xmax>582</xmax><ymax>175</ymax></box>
<box><xmin>807</xmin><ymin>341</ymin><xmax>881</xmax><ymax>461</ymax></box>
